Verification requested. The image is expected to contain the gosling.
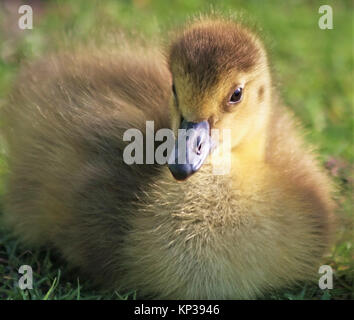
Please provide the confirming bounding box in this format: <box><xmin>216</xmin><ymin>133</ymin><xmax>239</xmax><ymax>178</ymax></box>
<box><xmin>0</xmin><ymin>17</ymin><xmax>335</xmax><ymax>299</ymax></box>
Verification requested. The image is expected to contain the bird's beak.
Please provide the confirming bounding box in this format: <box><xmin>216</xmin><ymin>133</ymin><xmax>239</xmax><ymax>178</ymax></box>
<box><xmin>167</xmin><ymin>119</ymin><xmax>212</xmax><ymax>181</ymax></box>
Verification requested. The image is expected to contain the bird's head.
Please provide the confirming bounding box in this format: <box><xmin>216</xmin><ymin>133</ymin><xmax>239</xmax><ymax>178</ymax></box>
<box><xmin>167</xmin><ymin>18</ymin><xmax>271</xmax><ymax>181</ymax></box>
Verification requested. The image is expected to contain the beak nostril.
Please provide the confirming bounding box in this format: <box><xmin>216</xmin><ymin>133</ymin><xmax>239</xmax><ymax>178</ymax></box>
<box><xmin>196</xmin><ymin>145</ymin><xmax>202</xmax><ymax>155</ymax></box>
<box><xmin>196</xmin><ymin>136</ymin><xmax>201</xmax><ymax>146</ymax></box>
<box><xmin>196</xmin><ymin>137</ymin><xmax>203</xmax><ymax>155</ymax></box>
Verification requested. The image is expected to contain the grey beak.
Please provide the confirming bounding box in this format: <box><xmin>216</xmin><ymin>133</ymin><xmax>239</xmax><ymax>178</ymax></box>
<box><xmin>167</xmin><ymin>120</ymin><xmax>211</xmax><ymax>181</ymax></box>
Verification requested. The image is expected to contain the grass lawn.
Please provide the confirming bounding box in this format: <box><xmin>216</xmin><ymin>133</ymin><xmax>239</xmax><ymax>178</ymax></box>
<box><xmin>0</xmin><ymin>0</ymin><xmax>353</xmax><ymax>300</ymax></box>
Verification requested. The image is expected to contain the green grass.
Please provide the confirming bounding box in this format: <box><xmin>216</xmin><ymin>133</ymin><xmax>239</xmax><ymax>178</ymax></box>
<box><xmin>0</xmin><ymin>0</ymin><xmax>353</xmax><ymax>300</ymax></box>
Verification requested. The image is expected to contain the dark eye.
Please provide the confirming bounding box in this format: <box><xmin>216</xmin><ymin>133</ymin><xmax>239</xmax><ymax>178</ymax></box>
<box><xmin>229</xmin><ymin>87</ymin><xmax>243</xmax><ymax>104</ymax></box>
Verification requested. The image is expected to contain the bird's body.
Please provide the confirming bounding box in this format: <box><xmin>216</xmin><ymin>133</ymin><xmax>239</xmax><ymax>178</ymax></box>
<box><xmin>1</xmin><ymin>18</ymin><xmax>335</xmax><ymax>299</ymax></box>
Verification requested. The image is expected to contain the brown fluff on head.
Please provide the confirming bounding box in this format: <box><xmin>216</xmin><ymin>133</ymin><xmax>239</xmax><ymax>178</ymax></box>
<box><xmin>169</xmin><ymin>19</ymin><xmax>261</xmax><ymax>90</ymax></box>
<box><xmin>0</xmin><ymin>16</ymin><xmax>335</xmax><ymax>299</ymax></box>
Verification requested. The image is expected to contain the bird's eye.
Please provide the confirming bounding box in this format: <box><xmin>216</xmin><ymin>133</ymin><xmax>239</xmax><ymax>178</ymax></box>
<box><xmin>229</xmin><ymin>87</ymin><xmax>243</xmax><ymax>104</ymax></box>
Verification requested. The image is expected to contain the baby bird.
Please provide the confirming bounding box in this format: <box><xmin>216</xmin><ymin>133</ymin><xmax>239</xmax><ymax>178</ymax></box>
<box><xmin>0</xmin><ymin>17</ymin><xmax>335</xmax><ymax>299</ymax></box>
